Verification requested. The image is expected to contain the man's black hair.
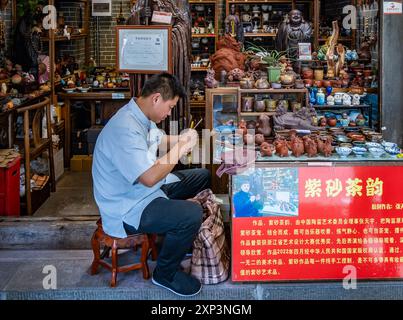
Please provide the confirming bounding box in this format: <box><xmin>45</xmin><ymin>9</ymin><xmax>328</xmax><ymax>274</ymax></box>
<box><xmin>140</xmin><ymin>72</ymin><xmax>186</xmax><ymax>101</ymax></box>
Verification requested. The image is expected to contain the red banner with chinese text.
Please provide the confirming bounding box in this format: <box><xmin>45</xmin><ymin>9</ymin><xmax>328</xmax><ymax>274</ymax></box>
<box><xmin>232</xmin><ymin>166</ymin><xmax>403</xmax><ymax>282</ymax></box>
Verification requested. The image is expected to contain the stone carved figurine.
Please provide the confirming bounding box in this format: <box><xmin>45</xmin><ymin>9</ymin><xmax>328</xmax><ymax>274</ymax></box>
<box><xmin>224</xmin><ymin>4</ymin><xmax>244</xmax><ymax>43</ymax></box>
<box><xmin>275</xmin><ymin>10</ymin><xmax>312</xmax><ymax>59</ymax></box>
<box><xmin>204</xmin><ymin>68</ymin><xmax>218</xmax><ymax>88</ymax></box>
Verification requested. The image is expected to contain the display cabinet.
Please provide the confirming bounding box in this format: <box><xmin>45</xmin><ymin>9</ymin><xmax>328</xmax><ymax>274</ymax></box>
<box><xmin>189</xmin><ymin>1</ymin><xmax>220</xmax><ymax>139</ymax></box>
<box><xmin>225</xmin><ymin>0</ymin><xmax>315</xmax><ymax>50</ymax></box>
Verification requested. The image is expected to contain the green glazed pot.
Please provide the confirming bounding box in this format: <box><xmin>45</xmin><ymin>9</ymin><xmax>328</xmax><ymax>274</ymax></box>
<box><xmin>267</xmin><ymin>66</ymin><xmax>282</xmax><ymax>83</ymax></box>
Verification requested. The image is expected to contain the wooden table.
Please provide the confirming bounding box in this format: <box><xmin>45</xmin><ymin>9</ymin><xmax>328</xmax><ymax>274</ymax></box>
<box><xmin>58</xmin><ymin>91</ymin><xmax>132</xmax><ymax>165</ymax></box>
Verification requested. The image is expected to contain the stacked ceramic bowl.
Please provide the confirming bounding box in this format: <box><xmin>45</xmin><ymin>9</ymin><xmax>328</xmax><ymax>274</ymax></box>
<box><xmin>381</xmin><ymin>141</ymin><xmax>401</xmax><ymax>156</ymax></box>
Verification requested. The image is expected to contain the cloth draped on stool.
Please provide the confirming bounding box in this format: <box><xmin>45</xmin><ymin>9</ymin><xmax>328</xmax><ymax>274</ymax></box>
<box><xmin>190</xmin><ymin>189</ymin><xmax>230</xmax><ymax>284</ymax></box>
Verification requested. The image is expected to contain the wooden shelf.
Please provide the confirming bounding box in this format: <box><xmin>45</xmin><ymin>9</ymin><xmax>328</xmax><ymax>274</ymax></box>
<box><xmin>191</xmin><ymin>34</ymin><xmax>216</xmax><ymax>38</ymax></box>
<box><xmin>313</xmin><ymin>104</ymin><xmax>371</xmax><ymax>109</ymax></box>
<box><xmin>189</xmin><ymin>0</ymin><xmax>216</xmax><ymax>3</ymax></box>
<box><xmin>41</xmin><ymin>33</ymin><xmax>88</xmax><ymax>42</ymax></box>
<box><xmin>244</xmin><ymin>33</ymin><xmax>276</xmax><ymax>37</ymax></box>
<box><xmin>228</xmin><ymin>0</ymin><xmax>293</xmax><ymax>3</ymax></box>
<box><xmin>240</xmin><ymin>112</ymin><xmax>276</xmax><ymax>116</ymax></box>
<box><xmin>190</xmin><ymin>101</ymin><xmax>206</xmax><ymax>106</ymax></box>
<box><xmin>319</xmin><ymin>37</ymin><xmax>352</xmax><ymax>42</ymax></box>
<box><xmin>191</xmin><ymin>67</ymin><xmax>209</xmax><ymax>71</ymax></box>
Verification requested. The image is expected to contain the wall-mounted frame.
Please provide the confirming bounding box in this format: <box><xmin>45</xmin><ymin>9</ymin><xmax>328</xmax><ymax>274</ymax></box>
<box><xmin>116</xmin><ymin>25</ymin><xmax>172</xmax><ymax>74</ymax></box>
<box><xmin>92</xmin><ymin>0</ymin><xmax>112</xmax><ymax>17</ymax></box>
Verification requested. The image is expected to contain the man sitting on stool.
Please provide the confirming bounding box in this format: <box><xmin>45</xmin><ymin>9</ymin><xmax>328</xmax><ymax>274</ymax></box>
<box><xmin>92</xmin><ymin>73</ymin><xmax>210</xmax><ymax>297</ymax></box>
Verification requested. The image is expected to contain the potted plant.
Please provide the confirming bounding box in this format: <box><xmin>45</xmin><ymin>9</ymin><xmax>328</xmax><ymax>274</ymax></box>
<box><xmin>245</xmin><ymin>44</ymin><xmax>287</xmax><ymax>83</ymax></box>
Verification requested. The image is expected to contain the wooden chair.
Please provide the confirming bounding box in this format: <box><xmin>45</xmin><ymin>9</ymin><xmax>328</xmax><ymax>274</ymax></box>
<box><xmin>17</xmin><ymin>97</ymin><xmax>56</xmax><ymax>215</ymax></box>
<box><xmin>90</xmin><ymin>218</ymin><xmax>158</xmax><ymax>287</ymax></box>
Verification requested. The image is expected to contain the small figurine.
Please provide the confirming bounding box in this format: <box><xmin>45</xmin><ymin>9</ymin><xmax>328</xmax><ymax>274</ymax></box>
<box><xmin>352</xmin><ymin>94</ymin><xmax>361</xmax><ymax>105</ymax></box>
<box><xmin>63</xmin><ymin>25</ymin><xmax>71</xmax><ymax>40</ymax></box>
<box><xmin>342</xmin><ymin>93</ymin><xmax>352</xmax><ymax>106</ymax></box>
<box><xmin>1</xmin><ymin>82</ymin><xmax>7</xmax><ymax>95</ymax></box>
<box><xmin>316</xmin><ymin>88</ymin><xmax>325</xmax><ymax>105</ymax></box>
<box><xmin>327</xmin><ymin>95</ymin><xmax>335</xmax><ymax>105</ymax></box>
<box><xmin>204</xmin><ymin>68</ymin><xmax>218</xmax><ymax>88</ymax></box>
<box><xmin>207</xmin><ymin>21</ymin><xmax>214</xmax><ymax>34</ymax></box>
<box><xmin>334</xmin><ymin>92</ymin><xmax>343</xmax><ymax>105</ymax></box>
<box><xmin>340</xmin><ymin>113</ymin><xmax>350</xmax><ymax>127</ymax></box>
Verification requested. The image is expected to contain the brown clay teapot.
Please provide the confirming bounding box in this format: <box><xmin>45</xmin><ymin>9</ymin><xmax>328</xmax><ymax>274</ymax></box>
<box><xmin>260</xmin><ymin>142</ymin><xmax>274</xmax><ymax>157</ymax></box>
<box><xmin>303</xmin><ymin>136</ymin><xmax>318</xmax><ymax>157</ymax></box>
<box><xmin>290</xmin><ymin>135</ymin><xmax>305</xmax><ymax>157</ymax></box>
<box><xmin>255</xmin><ymin>134</ymin><xmax>265</xmax><ymax>145</ymax></box>
<box><xmin>274</xmin><ymin>139</ymin><xmax>289</xmax><ymax>157</ymax></box>
<box><xmin>322</xmin><ymin>138</ymin><xmax>333</xmax><ymax>157</ymax></box>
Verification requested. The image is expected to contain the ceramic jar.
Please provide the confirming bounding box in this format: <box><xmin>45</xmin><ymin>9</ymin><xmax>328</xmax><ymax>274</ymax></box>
<box><xmin>304</xmin><ymin>79</ymin><xmax>313</xmax><ymax>87</ymax></box>
<box><xmin>265</xmin><ymin>99</ymin><xmax>277</xmax><ymax>112</ymax></box>
<box><xmin>314</xmin><ymin>80</ymin><xmax>323</xmax><ymax>87</ymax></box>
<box><xmin>316</xmin><ymin>88</ymin><xmax>326</xmax><ymax>105</ymax></box>
<box><xmin>254</xmin><ymin>100</ymin><xmax>266</xmax><ymax>112</ymax></box>
<box><xmin>280</xmin><ymin>70</ymin><xmax>296</xmax><ymax>86</ymax></box>
<box><xmin>277</xmin><ymin>99</ymin><xmax>289</xmax><ymax>111</ymax></box>
<box><xmin>240</xmin><ymin>78</ymin><xmax>254</xmax><ymax>89</ymax></box>
<box><xmin>327</xmin><ymin>117</ymin><xmax>337</xmax><ymax>127</ymax></box>
<box><xmin>314</xmin><ymin>67</ymin><xmax>324</xmax><ymax>81</ymax></box>
<box><xmin>255</xmin><ymin>77</ymin><xmax>270</xmax><ymax>89</ymax></box>
<box><xmin>242</xmin><ymin>96</ymin><xmax>254</xmax><ymax>112</ymax></box>
<box><xmin>294</xmin><ymin>79</ymin><xmax>304</xmax><ymax>89</ymax></box>
<box><xmin>334</xmin><ymin>92</ymin><xmax>344</xmax><ymax>105</ymax></box>
<box><xmin>302</xmin><ymin>66</ymin><xmax>314</xmax><ymax>79</ymax></box>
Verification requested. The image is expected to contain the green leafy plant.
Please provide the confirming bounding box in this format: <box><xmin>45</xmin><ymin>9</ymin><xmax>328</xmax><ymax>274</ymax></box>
<box><xmin>16</xmin><ymin>0</ymin><xmax>46</xmax><ymax>18</ymax></box>
<box><xmin>245</xmin><ymin>42</ymin><xmax>288</xmax><ymax>67</ymax></box>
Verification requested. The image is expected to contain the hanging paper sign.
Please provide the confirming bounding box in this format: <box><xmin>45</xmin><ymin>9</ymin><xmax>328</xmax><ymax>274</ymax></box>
<box><xmin>151</xmin><ymin>11</ymin><xmax>173</xmax><ymax>25</ymax></box>
<box><xmin>384</xmin><ymin>1</ymin><xmax>402</xmax><ymax>14</ymax></box>
<box><xmin>298</xmin><ymin>43</ymin><xmax>312</xmax><ymax>60</ymax></box>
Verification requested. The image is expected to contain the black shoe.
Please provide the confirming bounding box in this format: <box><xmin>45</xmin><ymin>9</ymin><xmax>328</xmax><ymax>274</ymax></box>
<box><xmin>152</xmin><ymin>270</ymin><xmax>202</xmax><ymax>297</ymax></box>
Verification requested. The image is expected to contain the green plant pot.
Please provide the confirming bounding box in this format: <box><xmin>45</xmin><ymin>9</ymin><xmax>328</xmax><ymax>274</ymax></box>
<box><xmin>267</xmin><ymin>66</ymin><xmax>282</xmax><ymax>83</ymax></box>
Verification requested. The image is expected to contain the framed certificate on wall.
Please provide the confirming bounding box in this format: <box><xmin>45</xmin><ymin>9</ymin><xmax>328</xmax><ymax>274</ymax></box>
<box><xmin>116</xmin><ymin>25</ymin><xmax>172</xmax><ymax>74</ymax></box>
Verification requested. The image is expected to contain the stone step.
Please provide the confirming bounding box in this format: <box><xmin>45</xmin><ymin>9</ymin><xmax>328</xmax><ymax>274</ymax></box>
<box><xmin>2</xmin><ymin>250</ymin><xmax>403</xmax><ymax>300</ymax></box>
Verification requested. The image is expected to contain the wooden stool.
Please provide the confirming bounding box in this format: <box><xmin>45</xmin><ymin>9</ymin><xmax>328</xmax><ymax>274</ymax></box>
<box><xmin>90</xmin><ymin>219</ymin><xmax>158</xmax><ymax>287</ymax></box>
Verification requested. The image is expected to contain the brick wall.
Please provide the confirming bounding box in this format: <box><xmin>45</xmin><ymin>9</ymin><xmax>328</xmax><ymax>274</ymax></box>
<box><xmin>90</xmin><ymin>0</ymin><xmax>132</xmax><ymax>66</ymax></box>
<box><xmin>2</xmin><ymin>1</ymin><xmax>14</xmax><ymax>62</ymax></box>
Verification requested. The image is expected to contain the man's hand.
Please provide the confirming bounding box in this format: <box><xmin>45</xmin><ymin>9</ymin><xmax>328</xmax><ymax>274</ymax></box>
<box><xmin>250</xmin><ymin>196</ymin><xmax>256</xmax><ymax>202</ymax></box>
<box><xmin>178</xmin><ymin>129</ymin><xmax>198</xmax><ymax>155</ymax></box>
